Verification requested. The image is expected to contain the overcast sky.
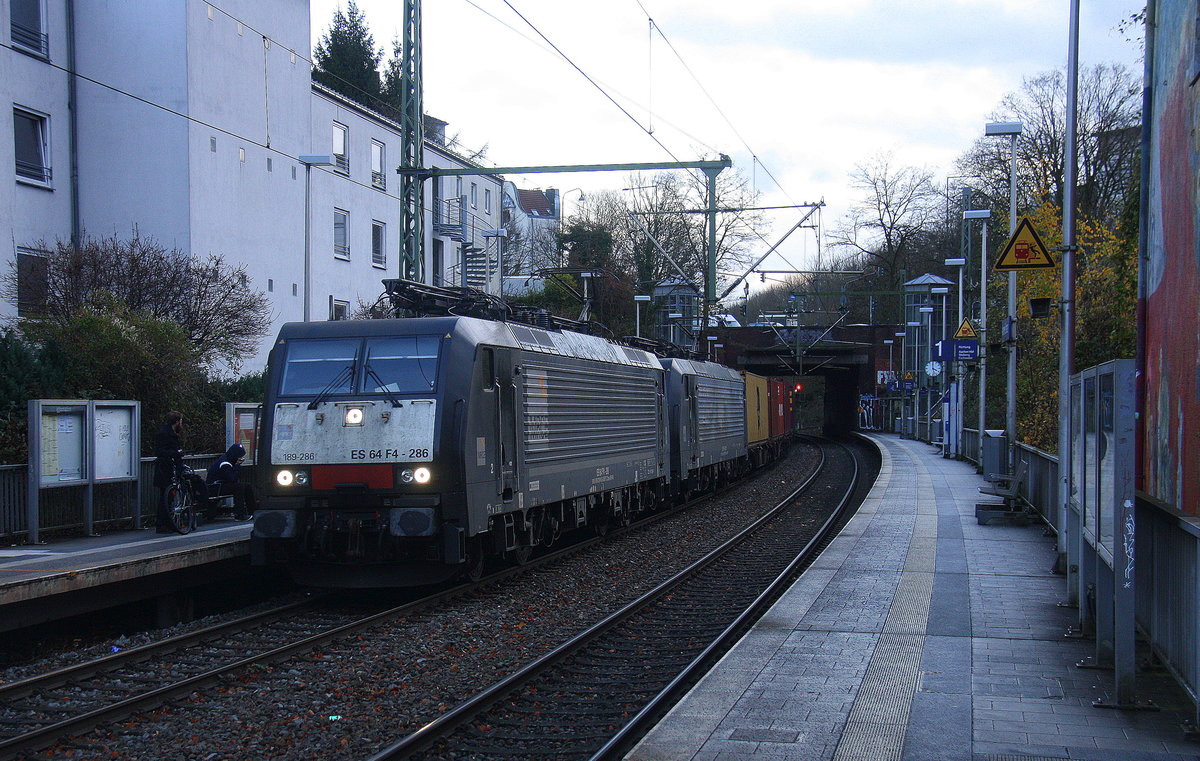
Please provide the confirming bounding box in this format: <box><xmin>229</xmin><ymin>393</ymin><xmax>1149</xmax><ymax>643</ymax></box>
<box><xmin>311</xmin><ymin>0</ymin><xmax>1143</xmax><ymax>283</ymax></box>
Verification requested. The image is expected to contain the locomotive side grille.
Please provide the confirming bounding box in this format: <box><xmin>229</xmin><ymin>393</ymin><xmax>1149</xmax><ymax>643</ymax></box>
<box><xmin>522</xmin><ymin>363</ymin><xmax>659</xmax><ymax>464</ymax></box>
<box><xmin>696</xmin><ymin>377</ymin><xmax>746</xmax><ymax>442</ymax></box>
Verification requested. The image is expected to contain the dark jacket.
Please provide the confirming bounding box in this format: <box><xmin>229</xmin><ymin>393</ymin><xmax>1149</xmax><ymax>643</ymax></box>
<box><xmin>206</xmin><ymin>444</ymin><xmax>246</xmax><ymax>485</ymax></box>
<box><xmin>152</xmin><ymin>422</ymin><xmax>183</xmax><ymax>488</ymax></box>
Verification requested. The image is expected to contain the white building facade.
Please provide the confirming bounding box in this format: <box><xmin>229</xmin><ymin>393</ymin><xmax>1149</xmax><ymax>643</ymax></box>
<box><xmin>2</xmin><ymin>0</ymin><xmax>502</xmax><ymax>370</ymax></box>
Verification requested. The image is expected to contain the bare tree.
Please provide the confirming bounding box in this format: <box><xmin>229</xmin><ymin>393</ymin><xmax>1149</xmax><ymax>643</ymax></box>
<box><xmin>956</xmin><ymin>64</ymin><xmax>1141</xmax><ymax>223</ymax></box>
<box><xmin>4</xmin><ymin>233</ymin><xmax>272</xmax><ymax>371</ymax></box>
<box><xmin>829</xmin><ymin>152</ymin><xmax>941</xmax><ymax>286</ymax></box>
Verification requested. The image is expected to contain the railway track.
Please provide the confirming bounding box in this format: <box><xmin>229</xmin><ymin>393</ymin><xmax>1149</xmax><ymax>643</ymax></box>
<box><xmin>0</xmin><ymin>446</ymin><xmax>818</xmax><ymax>761</ymax></box>
<box><xmin>368</xmin><ymin>435</ymin><xmax>873</xmax><ymax>761</ymax></box>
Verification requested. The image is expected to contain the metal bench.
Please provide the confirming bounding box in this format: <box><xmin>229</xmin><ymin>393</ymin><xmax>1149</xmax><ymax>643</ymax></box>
<box><xmin>975</xmin><ymin>460</ymin><xmax>1030</xmax><ymax>524</ymax></box>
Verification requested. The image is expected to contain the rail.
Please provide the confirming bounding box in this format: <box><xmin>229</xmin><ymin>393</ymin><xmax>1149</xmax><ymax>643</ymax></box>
<box><xmin>0</xmin><ymin>455</ymin><xmax>254</xmax><ymax>541</ymax></box>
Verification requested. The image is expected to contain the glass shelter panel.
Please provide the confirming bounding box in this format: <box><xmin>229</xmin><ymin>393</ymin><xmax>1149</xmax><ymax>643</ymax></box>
<box><xmin>1083</xmin><ymin>376</ymin><xmax>1096</xmax><ymax>539</ymax></box>
<box><xmin>1098</xmin><ymin>372</ymin><xmax>1115</xmax><ymax>553</ymax></box>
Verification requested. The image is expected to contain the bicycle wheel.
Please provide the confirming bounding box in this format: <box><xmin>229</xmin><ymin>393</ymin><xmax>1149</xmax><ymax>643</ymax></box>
<box><xmin>166</xmin><ymin>483</ymin><xmax>195</xmax><ymax>535</ymax></box>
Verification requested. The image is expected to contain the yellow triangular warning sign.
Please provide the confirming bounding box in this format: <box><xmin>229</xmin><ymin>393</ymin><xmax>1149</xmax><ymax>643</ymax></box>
<box><xmin>954</xmin><ymin>319</ymin><xmax>978</xmax><ymax>339</ymax></box>
<box><xmin>995</xmin><ymin>217</ymin><xmax>1056</xmax><ymax>271</ymax></box>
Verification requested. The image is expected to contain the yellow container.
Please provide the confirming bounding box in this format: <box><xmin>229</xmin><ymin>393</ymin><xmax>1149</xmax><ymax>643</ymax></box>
<box><xmin>743</xmin><ymin>372</ymin><xmax>769</xmax><ymax>444</ymax></box>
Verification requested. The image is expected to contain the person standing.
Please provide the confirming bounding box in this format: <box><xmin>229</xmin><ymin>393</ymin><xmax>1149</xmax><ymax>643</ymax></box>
<box><xmin>152</xmin><ymin>411</ymin><xmax>185</xmax><ymax>532</ymax></box>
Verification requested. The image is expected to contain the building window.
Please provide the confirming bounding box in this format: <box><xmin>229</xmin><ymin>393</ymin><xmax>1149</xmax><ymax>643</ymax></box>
<box><xmin>210</xmin><ymin>136</ymin><xmax>217</xmax><ymax>152</ymax></box>
<box><xmin>334</xmin><ymin>208</ymin><xmax>349</xmax><ymax>259</ymax></box>
<box><xmin>484</xmin><ymin>188</ymin><xmax>492</xmax><ymax>214</ymax></box>
<box><xmin>268</xmin><ymin>278</ymin><xmax>274</xmax><ymax>292</ymax></box>
<box><xmin>470</xmin><ymin>183</ymin><xmax>478</xmax><ymax>208</ymax></box>
<box><xmin>239</xmin><ymin>147</ymin><xmax>246</xmax><ymax>163</ymax></box>
<box><xmin>333</xmin><ymin>122</ymin><xmax>349</xmax><ymax>173</ymax></box>
<box><xmin>13</xmin><ymin>107</ymin><xmax>51</xmax><ymax>185</ymax></box>
<box><xmin>371</xmin><ymin>140</ymin><xmax>385</xmax><ymax>190</ymax></box>
<box><xmin>456</xmin><ymin>177</ymin><xmax>462</xmax><ymax>202</ymax></box>
<box><xmin>372</xmin><ymin>221</ymin><xmax>386</xmax><ymax>268</ymax></box>
<box><xmin>267</xmin><ymin>156</ymin><xmax>273</xmax><ymax>172</ymax></box>
<box><xmin>16</xmin><ymin>249</ymin><xmax>48</xmax><ymax>315</ymax></box>
<box><xmin>292</xmin><ymin>283</ymin><xmax>298</xmax><ymax>296</ymax></box>
<box><xmin>330</xmin><ymin>298</ymin><xmax>349</xmax><ymax>321</ymax></box>
<box><xmin>11</xmin><ymin>0</ymin><xmax>48</xmax><ymax>58</ymax></box>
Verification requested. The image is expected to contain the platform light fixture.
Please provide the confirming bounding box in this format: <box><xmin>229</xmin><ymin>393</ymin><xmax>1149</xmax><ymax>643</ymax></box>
<box><xmin>986</xmin><ymin>120</ymin><xmax>1024</xmax><ymax>476</ymax></box>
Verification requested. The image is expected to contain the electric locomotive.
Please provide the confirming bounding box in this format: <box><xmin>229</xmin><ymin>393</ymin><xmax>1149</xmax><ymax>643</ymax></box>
<box><xmin>250</xmin><ymin>316</ymin><xmax>670</xmax><ymax>587</ymax></box>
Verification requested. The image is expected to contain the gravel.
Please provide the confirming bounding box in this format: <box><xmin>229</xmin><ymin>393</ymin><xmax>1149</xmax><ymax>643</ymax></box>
<box><xmin>23</xmin><ymin>444</ymin><xmax>821</xmax><ymax>761</ymax></box>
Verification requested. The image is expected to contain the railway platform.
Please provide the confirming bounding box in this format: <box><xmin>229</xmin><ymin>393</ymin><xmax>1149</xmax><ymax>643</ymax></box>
<box><xmin>628</xmin><ymin>433</ymin><xmax>1199</xmax><ymax>761</ymax></box>
<box><xmin>0</xmin><ymin>521</ymin><xmax>252</xmax><ymax>632</ymax></box>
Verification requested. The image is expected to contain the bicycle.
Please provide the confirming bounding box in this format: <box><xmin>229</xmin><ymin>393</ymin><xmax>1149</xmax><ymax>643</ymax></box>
<box><xmin>164</xmin><ymin>463</ymin><xmax>206</xmax><ymax>534</ymax></box>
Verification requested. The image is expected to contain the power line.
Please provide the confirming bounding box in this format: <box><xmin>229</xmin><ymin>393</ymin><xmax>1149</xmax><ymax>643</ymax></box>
<box><xmin>632</xmin><ymin>0</ymin><xmax>796</xmax><ymax>206</ymax></box>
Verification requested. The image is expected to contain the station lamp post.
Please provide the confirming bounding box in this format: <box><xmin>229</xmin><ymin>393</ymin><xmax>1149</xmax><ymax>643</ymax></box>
<box><xmin>299</xmin><ymin>154</ymin><xmax>334</xmax><ymax>322</ymax></box>
<box><xmin>945</xmin><ymin>258</ymin><xmax>967</xmax><ymax>457</ymax></box>
<box><xmin>559</xmin><ymin>188</ymin><xmax>586</xmax><ymax>267</ymax></box>
<box><xmin>634</xmin><ymin>295</ymin><xmax>651</xmax><ymax>337</ymax></box>
<box><xmin>986</xmin><ymin>121</ymin><xmax>1023</xmax><ymax>473</ymax></box>
<box><xmin>964</xmin><ymin>208</ymin><xmax>992</xmax><ymax>460</ymax></box>
<box><xmin>919</xmin><ymin>305</ymin><xmax>936</xmax><ymax>442</ymax></box>
<box><xmin>932</xmin><ymin>287</ymin><xmax>950</xmax><ymax>452</ymax></box>
<box><xmin>894</xmin><ymin>331</ymin><xmax>906</xmax><ymax>434</ymax></box>
<box><xmin>904</xmin><ymin>321</ymin><xmax>921</xmax><ymax>437</ymax></box>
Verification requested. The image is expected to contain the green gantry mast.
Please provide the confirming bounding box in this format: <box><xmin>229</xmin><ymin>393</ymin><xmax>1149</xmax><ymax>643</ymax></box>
<box><xmin>399</xmin><ymin>0</ymin><xmax>423</xmax><ymax>281</ymax></box>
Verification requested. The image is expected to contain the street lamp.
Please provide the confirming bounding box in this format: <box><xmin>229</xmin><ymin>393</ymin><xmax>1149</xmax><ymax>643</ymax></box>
<box><xmin>559</xmin><ymin>188</ymin><xmax>586</xmax><ymax>267</ymax></box>
<box><xmin>964</xmin><ymin>209</ymin><xmax>992</xmax><ymax>460</ymax></box>
<box><xmin>668</xmin><ymin>312</ymin><xmax>683</xmax><ymax>346</ymax></box>
<box><xmin>932</xmin><ymin>286</ymin><xmax>950</xmax><ymax>453</ymax></box>
<box><xmin>299</xmin><ymin>154</ymin><xmax>334</xmax><ymax>322</ymax></box>
<box><xmin>634</xmin><ymin>294</ymin><xmax>651</xmax><ymax>337</ymax></box>
<box><xmin>919</xmin><ymin>305</ymin><xmax>936</xmax><ymax>442</ymax></box>
<box><xmin>986</xmin><ymin>120</ymin><xmax>1023</xmax><ymax>474</ymax></box>
<box><xmin>945</xmin><ymin>258</ymin><xmax>967</xmax><ymax>458</ymax></box>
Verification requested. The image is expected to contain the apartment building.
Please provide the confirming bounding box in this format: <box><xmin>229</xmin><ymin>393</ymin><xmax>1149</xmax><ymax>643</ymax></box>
<box><xmin>3</xmin><ymin>0</ymin><xmax>501</xmax><ymax>369</ymax></box>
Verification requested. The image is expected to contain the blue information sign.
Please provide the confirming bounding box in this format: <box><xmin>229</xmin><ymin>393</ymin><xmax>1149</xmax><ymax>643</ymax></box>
<box><xmin>954</xmin><ymin>339</ymin><xmax>979</xmax><ymax>361</ymax></box>
<box><xmin>933</xmin><ymin>340</ymin><xmax>955</xmax><ymax>361</ymax></box>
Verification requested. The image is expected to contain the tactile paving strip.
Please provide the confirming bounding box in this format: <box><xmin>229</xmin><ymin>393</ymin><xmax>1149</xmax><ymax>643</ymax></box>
<box><xmin>833</xmin><ymin>453</ymin><xmax>937</xmax><ymax>761</ymax></box>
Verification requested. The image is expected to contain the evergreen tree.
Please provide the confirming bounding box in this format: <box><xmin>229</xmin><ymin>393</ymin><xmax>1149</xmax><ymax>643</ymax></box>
<box><xmin>313</xmin><ymin>1</ymin><xmax>382</xmax><ymax>107</ymax></box>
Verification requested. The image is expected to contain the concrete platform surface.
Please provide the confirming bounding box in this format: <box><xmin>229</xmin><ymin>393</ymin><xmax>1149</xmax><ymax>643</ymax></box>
<box><xmin>627</xmin><ymin>433</ymin><xmax>1199</xmax><ymax>761</ymax></box>
<box><xmin>0</xmin><ymin>520</ymin><xmax>250</xmax><ymax>607</ymax></box>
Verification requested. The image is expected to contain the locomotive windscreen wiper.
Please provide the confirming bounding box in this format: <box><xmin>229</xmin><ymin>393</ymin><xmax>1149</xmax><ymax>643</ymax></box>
<box><xmin>364</xmin><ymin>363</ymin><xmax>404</xmax><ymax>407</ymax></box>
<box><xmin>307</xmin><ymin>363</ymin><xmax>355</xmax><ymax>410</ymax></box>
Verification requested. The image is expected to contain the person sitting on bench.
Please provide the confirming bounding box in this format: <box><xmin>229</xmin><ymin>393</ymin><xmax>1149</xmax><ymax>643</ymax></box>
<box><xmin>205</xmin><ymin>444</ymin><xmax>257</xmax><ymax>521</ymax></box>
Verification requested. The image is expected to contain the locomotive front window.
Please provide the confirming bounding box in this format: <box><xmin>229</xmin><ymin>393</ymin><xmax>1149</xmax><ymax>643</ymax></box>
<box><xmin>279</xmin><ymin>339</ymin><xmax>359</xmax><ymax>396</ymax></box>
<box><xmin>362</xmin><ymin>336</ymin><xmax>441</xmax><ymax>393</ymax></box>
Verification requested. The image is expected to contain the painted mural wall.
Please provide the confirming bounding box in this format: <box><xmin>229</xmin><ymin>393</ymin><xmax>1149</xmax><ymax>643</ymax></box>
<box><xmin>1143</xmin><ymin>0</ymin><xmax>1200</xmax><ymax>516</ymax></box>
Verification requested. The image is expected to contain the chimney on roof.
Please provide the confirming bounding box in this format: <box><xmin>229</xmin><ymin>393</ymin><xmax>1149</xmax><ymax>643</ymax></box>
<box><xmin>546</xmin><ymin>188</ymin><xmax>560</xmax><ymax>219</ymax></box>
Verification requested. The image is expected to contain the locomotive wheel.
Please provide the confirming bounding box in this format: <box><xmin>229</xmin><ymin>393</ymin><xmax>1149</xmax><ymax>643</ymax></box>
<box><xmin>512</xmin><ymin>545</ymin><xmax>533</xmax><ymax>565</ymax></box>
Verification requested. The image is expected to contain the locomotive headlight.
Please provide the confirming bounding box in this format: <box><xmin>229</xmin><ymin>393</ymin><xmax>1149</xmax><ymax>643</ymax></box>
<box><xmin>344</xmin><ymin>407</ymin><xmax>364</xmax><ymax>426</ymax></box>
<box><xmin>294</xmin><ymin>470</ymin><xmax>310</xmax><ymax>486</ymax></box>
<box><xmin>399</xmin><ymin>469</ymin><xmax>414</xmax><ymax>484</ymax></box>
<box><xmin>413</xmin><ymin>467</ymin><xmax>432</xmax><ymax>484</ymax></box>
<box><xmin>276</xmin><ymin>470</ymin><xmax>294</xmax><ymax>487</ymax></box>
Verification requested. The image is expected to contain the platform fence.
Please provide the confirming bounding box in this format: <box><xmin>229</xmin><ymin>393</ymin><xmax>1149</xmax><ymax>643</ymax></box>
<box><xmin>0</xmin><ymin>454</ymin><xmax>253</xmax><ymax>541</ymax></box>
<box><xmin>1136</xmin><ymin>499</ymin><xmax>1200</xmax><ymax>718</ymax></box>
